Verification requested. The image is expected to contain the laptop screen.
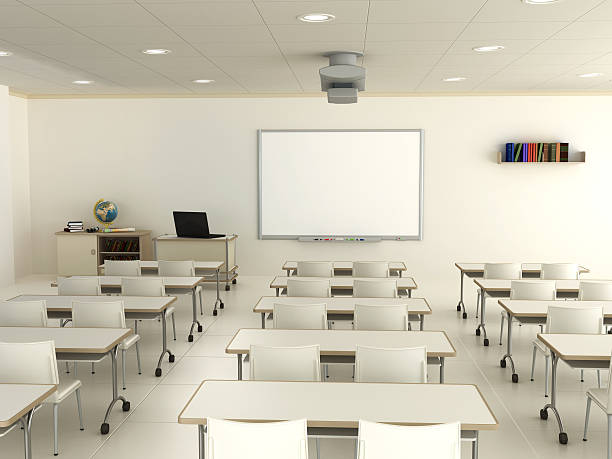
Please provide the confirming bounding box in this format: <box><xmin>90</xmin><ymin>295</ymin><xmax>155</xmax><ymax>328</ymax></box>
<box><xmin>173</xmin><ymin>211</ymin><xmax>210</xmax><ymax>238</ymax></box>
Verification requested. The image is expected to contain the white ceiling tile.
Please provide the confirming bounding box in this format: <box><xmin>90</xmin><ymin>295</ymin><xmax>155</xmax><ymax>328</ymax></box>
<box><xmin>473</xmin><ymin>0</ymin><xmax>604</xmax><ymax>22</ymax></box>
<box><xmin>579</xmin><ymin>1</ymin><xmax>612</xmax><ymax>21</ymax></box>
<box><xmin>172</xmin><ymin>25</ymin><xmax>274</xmax><ymax>43</ymax></box>
<box><xmin>33</xmin><ymin>4</ymin><xmax>161</xmax><ymax>27</ymax></box>
<box><xmin>0</xmin><ymin>27</ymin><xmax>86</xmax><ymax>45</ymax></box>
<box><xmin>279</xmin><ymin>41</ymin><xmax>363</xmax><ymax>56</ymax></box>
<box><xmin>109</xmin><ymin>42</ymin><xmax>202</xmax><ymax>59</ymax></box>
<box><xmin>533</xmin><ymin>74</ymin><xmax>603</xmax><ymax>90</ymax></box>
<box><xmin>24</xmin><ymin>42</ymin><xmax>123</xmax><ymax>59</ymax></box>
<box><xmin>531</xmin><ymin>39</ymin><xmax>612</xmax><ymax>54</ymax></box>
<box><xmin>194</xmin><ymin>41</ymin><xmax>281</xmax><ymax>57</ymax></box>
<box><xmin>585</xmin><ymin>52</ymin><xmax>612</xmax><ymax>65</ymax></box>
<box><xmin>270</xmin><ymin>23</ymin><xmax>365</xmax><ymax>42</ymax></box>
<box><xmin>459</xmin><ymin>21</ymin><xmax>569</xmax><ymax>41</ymax></box>
<box><xmin>448</xmin><ymin>39</ymin><xmax>540</xmax><ymax>54</ymax></box>
<box><xmin>364</xmin><ymin>54</ymin><xmax>441</xmax><ymax>67</ymax></box>
<box><xmin>366</xmin><ymin>22</ymin><xmax>466</xmax><ymax>41</ymax></box>
<box><xmin>75</xmin><ymin>26</ymin><xmax>184</xmax><ymax>45</ymax></box>
<box><xmin>0</xmin><ymin>5</ymin><xmax>60</xmax><ymax>26</ymax></box>
<box><xmin>553</xmin><ymin>21</ymin><xmax>612</xmax><ymax>39</ymax></box>
<box><xmin>255</xmin><ymin>1</ymin><xmax>368</xmax><ymax>24</ymax></box>
<box><xmin>143</xmin><ymin>2</ymin><xmax>263</xmax><ymax>26</ymax></box>
<box><xmin>364</xmin><ymin>40</ymin><xmax>451</xmax><ymax>55</ymax></box>
<box><xmin>364</xmin><ymin>68</ymin><xmax>428</xmax><ymax>91</ymax></box>
<box><xmin>436</xmin><ymin>52</ymin><xmax>522</xmax><ymax>68</ymax></box>
<box><xmin>368</xmin><ymin>0</ymin><xmax>486</xmax><ymax>23</ymax></box>
<box><xmin>513</xmin><ymin>52</ymin><xmax>604</xmax><ymax>65</ymax></box>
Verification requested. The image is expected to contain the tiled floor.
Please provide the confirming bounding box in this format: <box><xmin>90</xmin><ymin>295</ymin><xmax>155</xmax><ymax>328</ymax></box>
<box><xmin>1</xmin><ymin>274</ymin><xmax>610</xmax><ymax>458</ymax></box>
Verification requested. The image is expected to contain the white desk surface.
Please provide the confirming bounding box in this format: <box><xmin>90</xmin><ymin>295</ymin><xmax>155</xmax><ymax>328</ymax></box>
<box><xmin>474</xmin><ymin>279</ymin><xmax>584</xmax><ymax>293</ymax></box>
<box><xmin>0</xmin><ymin>327</ymin><xmax>132</xmax><ymax>354</ymax></box>
<box><xmin>54</xmin><ymin>275</ymin><xmax>204</xmax><ymax>289</ymax></box>
<box><xmin>283</xmin><ymin>261</ymin><xmax>407</xmax><ymax>271</ymax></box>
<box><xmin>537</xmin><ymin>333</ymin><xmax>612</xmax><ymax>361</ymax></box>
<box><xmin>9</xmin><ymin>295</ymin><xmax>177</xmax><ymax>313</ymax></box>
<box><xmin>226</xmin><ymin>329</ymin><xmax>456</xmax><ymax>357</ymax></box>
<box><xmin>155</xmin><ymin>234</ymin><xmax>237</xmax><ymax>242</ymax></box>
<box><xmin>499</xmin><ymin>300</ymin><xmax>612</xmax><ymax>318</ymax></box>
<box><xmin>131</xmin><ymin>261</ymin><xmax>224</xmax><ymax>270</ymax></box>
<box><xmin>179</xmin><ymin>380</ymin><xmax>498</xmax><ymax>430</ymax></box>
<box><xmin>254</xmin><ymin>296</ymin><xmax>431</xmax><ymax>315</ymax></box>
<box><xmin>270</xmin><ymin>276</ymin><xmax>417</xmax><ymax>290</ymax></box>
<box><xmin>0</xmin><ymin>384</ymin><xmax>57</xmax><ymax>428</ymax></box>
<box><xmin>456</xmin><ymin>263</ymin><xmax>589</xmax><ymax>274</ymax></box>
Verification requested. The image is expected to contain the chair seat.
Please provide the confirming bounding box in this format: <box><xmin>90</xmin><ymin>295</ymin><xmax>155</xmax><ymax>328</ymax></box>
<box><xmin>120</xmin><ymin>333</ymin><xmax>140</xmax><ymax>350</ymax></box>
<box><xmin>587</xmin><ymin>388</ymin><xmax>609</xmax><ymax>412</ymax></box>
<box><xmin>532</xmin><ymin>339</ymin><xmax>550</xmax><ymax>355</ymax></box>
<box><xmin>44</xmin><ymin>379</ymin><xmax>82</xmax><ymax>404</ymax></box>
<box><xmin>0</xmin><ymin>423</ymin><xmax>18</xmax><ymax>438</ymax></box>
<box><xmin>166</xmin><ymin>306</ymin><xmax>175</xmax><ymax>316</ymax></box>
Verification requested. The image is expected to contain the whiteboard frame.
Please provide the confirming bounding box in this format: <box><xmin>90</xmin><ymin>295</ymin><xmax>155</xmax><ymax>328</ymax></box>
<box><xmin>258</xmin><ymin>129</ymin><xmax>424</xmax><ymax>241</ymax></box>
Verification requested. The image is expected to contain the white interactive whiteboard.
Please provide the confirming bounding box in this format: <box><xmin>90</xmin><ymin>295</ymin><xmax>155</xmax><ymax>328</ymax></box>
<box><xmin>258</xmin><ymin>129</ymin><xmax>423</xmax><ymax>240</ymax></box>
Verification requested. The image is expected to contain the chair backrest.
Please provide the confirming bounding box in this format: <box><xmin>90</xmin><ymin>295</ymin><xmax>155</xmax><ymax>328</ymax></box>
<box><xmin>296</xmin><ymin>262</ymin><xmax>333</xmax><ymax>277</ymax></box>
<box><xmin>357</xmin><ymin>420</ymin><xmax>460</xmax><ymax>459</ymax></box>
<box><xmin>355</xmin><ymin>346</ymin><xmax>427</xmax><ymax>383</ymax></box>
<box><xmin>0</xmin><ymin>341</ymin><xmax>59</xmax><ymax>385</ymax></box>
<box><xmin>272</xmin><ymin>303</ymin><xmax>327</xmax><ymax>329</ymax></box>
<box><xmin>578</xmin><ymin>281</ymin><xmax>612</xmax><ymax>301</ymax></box>
<box><xmin>510</xmin><ymin>280</ymin><xmax>556</xmax><ymax>300</ymax></box>
<box><xmin>58</xmin><ymin>277</ymin><xmax>101</xmax><ymax>295</ymax></box>
<box><xmin>249</xmin><ymin>345</ymin><xmax>321</xmax><ymax>382</ymax></box>
<box><xmin>205</xmin><ymin>418</ymin><xmax>308</xmax><ymax>459</ymax></box>
<box><xmin>545</xmin><ymin>305</ymin><xmax>603</xmax><ymax>334</ymax></box>
<box><xmin>158</xmin><ymin>260</ymin><xmax>195</xmax><ymax>277</ymax></box>
<box><xmin>121</xmin><ymin>277</ymin><xmax>166</xmax><ymax>296</ymax></box>
<box><xmin>353</xmin><ymin>279</ymin><xmax>398</xmax><ymax>298</ymax></box>
<box><xmin>72</xmin><ymin>301</ymin><xmax>126</xmax><ymax>328</ymax></box>
<box><xmin>352</xmin><ymin>262</ymin><xmax>389</xmax><ymax>278</ymax></box>
<box><xmin>353</xmin><ymin>304</ymin><xmax>408</xmax><ymax>331</ymax></box>
<box><xmin>541</xmin><ymin>263</ymin><xmax>579</xmax><ymax>280</ymax></box>
<box><xmin>483</xmin><ymin>263</ymin><xmax>521</xmax><ymax>279</ymax></box>
<box><xmin>286</xmin><ymin>279</ymin><xmax>331</xmax><ymax>297</ymax></box>
<box><xmin>0</xmin><ymin>300</ymin><xmax>48</xmax><ymax>327</ymax></box>
<box><xmin>104</xmin><ymin>259</ymin><xmax>141</xmax><ymax>276</ymax></box>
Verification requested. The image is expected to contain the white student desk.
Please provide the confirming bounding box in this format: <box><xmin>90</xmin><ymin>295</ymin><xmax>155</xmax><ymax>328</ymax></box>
<box><xmin>0</xmin><ymin>384</ymin><xmax>57</xmax><ymax>459</ymax></box>
<box><xmin>0</xmin><ymin>327</ymin><xmax>131</xmax><ymax>435</ymax></box>
<box><xmin>226</xmin><ymin>329</ymin><xmax>456</xmax><ymax>382</ymax></box>
<box><xmin>282</xmin><ymin>261</ymin><xmax>407</xmax><ymax>277</ymax></box>
<box><xmin>269</xmin><ymin>276</ymin><xmax>418</xmax><ymax>297</ymax></box>
<box><xmin>8</xmin><ymin>295</ymin><xmax>178</xmax><ymax>377</ymax></box>
<box><xmin>536</xmin><ymin>333</ymin><xmax>612</xmax><ymax>445</ymax></box>
<box><xmin>179</xmin><ymin>380</ymin><xmax>498</xmax><ymax>459</ymax></box>
<box><xmin>254</xmin><ymin>296</ymin><xmax>432</xmax><ymax>330</ymax></box>
<box><xmin>454</xmin><ymin>263</ymin><xmax>589</xmax><ymax>318</ymax></box>
<box><xmin>472</xmin><ymin>279</ymin><xmax>584</xmax><ymax>347</ymax></box>
<box><xmin>497</xmin><ymin>300</ymin><xmax>612</xmax><ymax>384</ymax></box>
<box><xmin>54</xmin><ymin>275</ymin><xmax>205</xmax><ymax>342</ymax></box>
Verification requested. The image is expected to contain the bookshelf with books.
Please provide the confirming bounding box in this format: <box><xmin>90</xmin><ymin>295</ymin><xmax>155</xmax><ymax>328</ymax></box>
<box><xmin>497</xmin><ymin>142</ymin><xmax>586</xmax><ymax>164</ymax></box>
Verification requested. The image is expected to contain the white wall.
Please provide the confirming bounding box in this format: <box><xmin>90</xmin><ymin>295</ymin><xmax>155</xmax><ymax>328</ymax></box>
<box><xmin>9</xmin><ymin>95</ymin><xmax>31</xmax><ymax>279</ymax></box>
<box><xmin>26</xmin><ymin>95</ymin><xmax>612</xmax><ymax>305</ymax></box>
<box><xmin>0</xmin><ymin>86</ymin><xmax>15</xmax><ymax>287</ymax></box>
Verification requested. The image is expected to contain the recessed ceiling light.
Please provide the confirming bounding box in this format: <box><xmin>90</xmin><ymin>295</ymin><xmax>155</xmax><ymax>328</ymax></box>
<box><xmin>192</xmin><ymin>79</ymin><xmax>215</xmax><ymax>84</ymax></box>
<box><xmin>298</xmin><ymin>13</ymin><xmax>335</xmax><ymax>23</ymax></box>
<box><xmin>142</xmin><ymin>48</ymin><xmax>171</xmax><ymax>55</ymax></box>
<box><xmin>578</xmin><ymin>72</ymin><xmax>603</xmax><ymax>78</ymax></box>
<box><xmin>442</xmin><ymin>77</ymin><xmax>467</xmax><ymax>82</ymax></box>
<box><xmin>523</xmin><ymin>0</ymin><xmax>560</xmax><ymax>4</ymax></box>
<box><xmin>473</xmin><ymin>45</ymin><xmax>505</xmax><ymax>53</ymax></box>
<box><xmin>0</xmin><ymin>51</ymin><xmax>12</xmax><ymax>57</ymax></box>
<box><xmin>72</xmin><ymin>80</ymin><xmax>93</xmax><ymax>85</ymax></box>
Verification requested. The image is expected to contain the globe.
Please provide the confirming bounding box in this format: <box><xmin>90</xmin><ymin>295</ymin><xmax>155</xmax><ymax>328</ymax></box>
<box><xmin>93</xmin><ymin>199</ymin><xmax>118</xmax><ymax>227</ymax></box>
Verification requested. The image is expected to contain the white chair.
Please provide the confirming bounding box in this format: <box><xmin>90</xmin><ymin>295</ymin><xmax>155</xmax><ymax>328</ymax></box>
<box><xmin>204</xmin><ymin>418</ymin><xmax>308</xmax><ymax>459</ymax></box>
<box><xmin>541</xmin><ymin>263</ymin><xmax>579</xmax><ymax>280</ymax></box>
<box><xmin>103</xmin><ymin>259</ymin><xmax>141</xmax><ymax>276</ymax></box>
<box><xmin>353</xmin><ymin>304</ymin><xmax>409</xmax><ymax>331</ymax></box>
<box><xmin>273</xmin><ymin>303</ymin><xmax>327</xmax><ymax>330</ymax></box>
<box><xmin>72</xmin><ymin>301</ymin><xmax>141</xmax><ymax>390</ymax></box>
<box><xmin>352</xmin><ymin>262</ymin><xmax>389</xmax><ymax>278</ymax></box>
<box><xmin>158</xmin><ymin>260</ymin><xmax>203</xmax><ymax>315</ymax></box>
<box><xmin>579</xmin><ymin>281</ymin><xmax>612</xmax><ymax>300</ymax></box>
<box><xmin>357</xmin><ymin>420</ymin><xmax>460</xmax><ymax>459</ymax></box>
<box><xmin>121</xmin><ymin>277</ymin><xmax>176</xmax><ymax>341</ymax></box>
<box><xmin>286</xmin><ymin>278</ymin><xmax>331</xmax><ymax>297</ymax></box>
<box><xmin>296</xmin><ymin>261</ymin><xmax>333</xmax><ymax>277</ymax></box>
<box><xmin>0</xmin><ymin>300</ymin><xmax>47</xmax><ymax>326</ymax></box>
<box><xmin>355</xmin><ymin>346</ymin><xmax>427</xmax><ymax>383</ymax></box>
<box><xmin>249</xmin><ymin>344</ymin><xmax>321</xmax><ymax>382</ymax></box>
<box><xmin>353</xmin><ymin>279</ymin><xmax>397</xmax><ymax>298</ymax></box>
<box><xmin>57</xmin><ymin>277</ymin><xmax>101</xmax><ymax>295</ymax></box>
<box><xmin>531</xmin><ymin>305</ymin><xmax>604</xmax><ymax>397</ymax></box>
<box><xmin>477</xmin><ymin>262</ymin><xmax>521</xmax><ymax>318</ymax></box>
<box><xmin>0</xmin><ymin>341</ymin><xmax>83</xmax><ymax>456</ymax></box>
<box><xmin>499</xmin><ymin>280</ymin><xmax>556</xmax><ymax>344</ymax></box>
<box><xmin>583</xmin><ymin>353</ymin><xmax>612</xmax><ymax>458</ymax></box>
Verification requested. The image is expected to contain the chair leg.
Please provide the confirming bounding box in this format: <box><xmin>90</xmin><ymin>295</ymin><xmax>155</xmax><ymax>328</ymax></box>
<box><xmin>75</xmin><ymin>388</ymin><xmax>84</xmax><ymax>431</ymax></box>
<box><xmin>199</xmin><ymin>288</ymin><xmax>203</xmax><ymax>315</ymax></box>
<box><xmin>581</xmin><ymin>369</ymin><xmax>584</xmax><ymax>382</ymax></box>
<box><xmin>583</xmin><ymin>396</ymin><xmax>592</xmax><ymax>441</ymax></box>
<box><xmin>53</xmin><ymin>403</ymin><xmax>59</xmax><ymax>456</ymax></box>
<box><xmin>65</xmin><ymin>362</ymin><xmax>70</xmax><ymax>374</ymax></box>
<box><xmin>544</xmin><ymin>355</ymin><xmax>549</xmax><ymax>397</ymax></box>
<box><xmin>598</xmin><ymin>370</ymin><xmax>602</xmax><ymax>388</ymax></box>
<box><xmin>91</xmin><ymin>363</ymin><xmax>95</xmax><ymax>375</ymax></box>
<box><xmin>171</xmin><ymin>312</ymin><xmax>177</xmax><ymax>341</ymax></box>
<box><xmin>499</xmin><ymin>314</ymin><xmax>505</xmax><ymax>345</ymax></box>
<box><xmin>74</xmin><ymin>363</ymin><xmax>77</xmax><ymax>378</ymax></box>
<box><xmin>316</xmin><ymin>437</ymin><xmax>321</xmax><ymax>459</ymax></box>
<box><xmin>354</xmin><ymin>439</ymin><xmax>358</xmax><ymax>459</ymax></box>
<box><xmin>136</xmin><ymin>342</ymin><xmax>142</xmax><ymax>375</ymax></box>
<box><xmin>475</xmin><ymin>291</ymin><xmax>480</xmax><ymax>318</ymax></box>
<box><xmin>608</xmin><ymin>415</ymin><xmax>612</xmax><ymax>459</ymax></box>
<box><xmin>530</xmin><ymin>345</ymin><xmax>537</xmax><ymax>381</ymax></box>
<box><xmin>122</xmin><ymin>349</ymin><xmax>127</xmax><ymax>390</ymax></box>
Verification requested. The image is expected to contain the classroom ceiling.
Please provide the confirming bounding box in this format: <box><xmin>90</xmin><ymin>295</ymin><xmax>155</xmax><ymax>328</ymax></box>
<box><xmin>2</xmin><ymin>0</ymin><xmax>612</xmax><ymax>96</ymax></box>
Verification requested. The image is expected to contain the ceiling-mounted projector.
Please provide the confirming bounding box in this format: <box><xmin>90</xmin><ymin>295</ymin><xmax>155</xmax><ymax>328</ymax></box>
<box><xmin>319</xmin><ymin>51</ymin><xmax>365</xmax><ymax>104</ymax></box>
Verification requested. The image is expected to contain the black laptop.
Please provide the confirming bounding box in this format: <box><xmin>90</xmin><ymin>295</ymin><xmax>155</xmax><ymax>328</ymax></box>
<box><xmin>173</xmin><ymin>211</ymin><xmax>225</xmax><ymax>238</ymax></box>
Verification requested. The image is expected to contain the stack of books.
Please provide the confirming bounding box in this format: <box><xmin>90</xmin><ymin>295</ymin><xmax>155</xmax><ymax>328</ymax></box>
<box><xmin>64</xmin><ymin>221</ymin><xmax>83</xmax><ymax>232</ymax></box>
<box><xmin>505</xmin><ymin>142</ymin><xmax>569</xmax><ymax>162</ymax></box>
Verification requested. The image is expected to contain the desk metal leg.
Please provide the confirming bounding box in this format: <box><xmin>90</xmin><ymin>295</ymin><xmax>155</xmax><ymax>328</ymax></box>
<box><xmin>472</xmin><ymin>431</ymin><xmax>479</xmax><ymax>459</ymax></box>
<box><xmin>475</xmin><ymin>288</ymin><xmax>489</xmax><ymax>346</ymax></box>
<box><xmin>261</xmin><ymin>313</ymin><xmax>266</xmax><ymax>329</ymax></box>
<box><xmin>20</xmin><ymin>409</ymin><xmax>34</xmax><ymax>459</ymax></box>
<box><xmin>539</xmin><ymin>351</ymin><xmax>568</xmax><ymax>444</ymax></box>
<box><xmin>156</xmin><ymin>309</ymin><xmax>175</xmax><ymax>377</ymax></box>
<box><xmin>276</xmin><ymin>288</ymin><xmax>280</xmax><ymax>297</ymax></box>
<box><xmin>419</xmin><ymin>314</ymin><xmax>424</xmax><ymax>331</ymax></box>
<box><xmin>188</xmin><ymin>287</ymin><xmax>203</xmax><ymax>342</ymax></box>
<box><xmin>408</xmin><ymin>289</ymin><xmax>412</xmax><ymax>298</ymax></box>
<box><xmin>457</xmin><ymin>271</ymin><xmax>467</xmax><ymax>319</ymax></box>
<box><xmin>440</xmin><ymin>357</ymin><xmax>445</xmax><ymax>383</ymax></box>
<box><xmin>237</xmin><ymin>354</ymin><xmax>242</xmax><ymax>380</ymax></box>
<box><xmin>216</xmin><ymin>269</ymin><xmax>224</xmax><ymax>312</ymax></box>
<box><xmin>500</xmin><ymin>311</ymin><xmax>518</xmax><ymax>382</ymax></box>
<box><xmin>101</xmin><ymin>346</ymin><xmax>130</xmax><ymax>434</ymax></box>
<box><xmin>198</xmin><ymin>424</ymin><xmax>205</xmax><ymax>459</ymax></box>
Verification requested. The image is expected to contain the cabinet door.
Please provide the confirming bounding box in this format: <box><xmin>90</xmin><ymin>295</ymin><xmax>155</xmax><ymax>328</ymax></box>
<box><xmin>57</xmin><ymin>234</ymin><xmax>98</xmax><ymax>276</ymax></box>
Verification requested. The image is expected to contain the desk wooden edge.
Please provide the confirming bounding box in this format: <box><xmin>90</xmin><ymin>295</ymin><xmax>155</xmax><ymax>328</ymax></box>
<box><xmin>54</xmin><ymin>328</ymin><xmax>132</xmax><ymax>354</ymax></box>
<box><xmin>0</xmin><ymin>384</ymin><xmax>57</xmax><ymax>428</ymax></box>
<box><xmin>7</xmin><ymin>295</ymin><xmax>178</xmax><ymax>314</ymax></box>
<box><xmin>537</xmin><ymin>333</ymin><xmax>612</xmax><ymax>361</ymax></box>
<box><xmin>269</xmin><ymin>277</ymin><xmax>418</xmax><ymax>289</ymax></box>
<box><xmin>252</xmin><ymin>296</ymin><xmax>432</xmax><ymax>315</ymax></box>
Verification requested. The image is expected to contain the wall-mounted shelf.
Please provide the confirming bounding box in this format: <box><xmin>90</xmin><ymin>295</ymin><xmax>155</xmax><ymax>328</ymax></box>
<box><xmin>497</xmin><ymin>151</ymin><xmax>586</xmax><ymax>164</ymax></box>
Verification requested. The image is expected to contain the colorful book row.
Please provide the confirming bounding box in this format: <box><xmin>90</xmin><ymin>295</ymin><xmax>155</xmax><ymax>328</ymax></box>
<box><xmin>504</xmin><ymin>142</ymin><xmax>569</xmax><ymax>162</ymax></box>
<box><xmin>104</xmin><ymin>239</ymin><xmax>139</xmax><ymax>252</ymax></box>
